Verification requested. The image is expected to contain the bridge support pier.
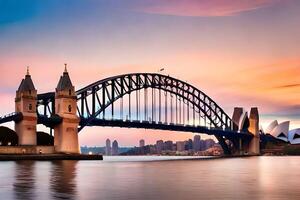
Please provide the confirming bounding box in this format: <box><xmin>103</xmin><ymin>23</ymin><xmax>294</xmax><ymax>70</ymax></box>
<box><xmin>236</xmin><ymin>137</ymin><xmax>251</xmax><ymax>155</ymax></box>
<box><xmin>15</xmin><ymin>69</ymin><xmax>37</xmax><ymax>145</ymax></box>
<box><xmin>54</xmin><ymin>117</ymin><xmax>80</xmax><ymax>154</ymax></box>
<box><xmin>231</xmin><ymin>107</ymin><xmax>260</xmax><ymax>156</ymax></box>
<box><xmin>53</xmin><ymin>67</ymin><xmax>80</xmax><ymax>154</ymax></box>
<box><xmin>248</xmin><ymin>107</ymin><xmax>260</xmax><ymax>155</ymax></box>
<box><xmin>215</xmin><ymin>135</ymin><xmax>231</xmax><ymax>155</ymax></box>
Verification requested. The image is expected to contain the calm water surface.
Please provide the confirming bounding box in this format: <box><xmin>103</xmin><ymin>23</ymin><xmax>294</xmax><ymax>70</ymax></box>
<box><xmin>0</xmin><ymin>156</ymin><xmax>299</xmax><ymax>200</ymax></box>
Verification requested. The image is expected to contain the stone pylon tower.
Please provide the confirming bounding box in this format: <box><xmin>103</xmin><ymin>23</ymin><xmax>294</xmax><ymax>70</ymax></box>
<box><xmin>15</xmin><ymin>67</ymin><xmax>37</xmax><ymax>145</ymax></box>
<box><xmin>232</xmin><ymin>107</ymin><xmax>243</xmax><ymax>131</ymax></box>
<box><xmin>54</xmin><ymin>65</ymin><xmax>80</xmax><ymax>153</ymax></box>
<box><xmin>248</xmin><ymin>107</ymin><xmax>260</xmax><ymax>155</ymax></box>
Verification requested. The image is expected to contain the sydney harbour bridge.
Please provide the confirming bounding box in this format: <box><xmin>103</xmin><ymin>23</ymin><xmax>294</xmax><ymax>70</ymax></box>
<box><xmin>0</xmin><ymin>68</ymin><xmax>260</xmax><ymax>155</ymax></box>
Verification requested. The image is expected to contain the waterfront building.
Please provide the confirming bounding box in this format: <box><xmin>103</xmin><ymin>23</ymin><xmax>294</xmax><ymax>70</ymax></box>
<box><xmin>288</xmin><ymin>129</ymin><xmax>300</xmax><ymax>144</ymax></box>
<box><xmin>270</xmin><ymin>121</ymin><xmax>290</xmax><ymax>142</ymax></box>
<box><xmin>193</xmin><ymin>135</ymin><xmax>201</xmax><ymax>151</ymax></box>
<box><xmin>200</xmin><ymin>140</ymin><xmax>206</xmax><ymax>151</ymax></box>
<box><xmin>105</xmin><ymin>139</ymin><xmax>111</xmax><ymax>156</ymax></box>
<box><xmin>156</xmin><ymin>140</ymin><xmax>164</xmax><ymax>154</ymax></box>
<box><xmin>204</xmin><ymin>139</ymin><xmax>215</xmax><ymax>149</ymax></box>
<box><xmin>172</xmin><ymin>143</ymin><xmax>177</xmax><ymax>151</ymax></box>
<box><xmin>265</xmin><ymin>120</ymin><xmax>279</xmax><ymax>134</ymax></box>
<box><xmin>139</xmin><ymin>139</ymin><xmax>145</xmax><ymax>147</ymax></box>
<box><xmin>164</xmin><ymin>141</ymin><xmax>173</xmax><ymax>151</ymax></box>
<box><xmin>176</xmin><ymin>141</ymin><xmax>185</xmax><ymax>152</ymax></box>
<box><xmin>149</xmin><ymin>145</ymin><xmax>157</xmax><ymax>154</ymax></box>
<box><xmin>264</xmin><ymin>120</ymin><xmax>300</xmax><ymax>144</ymax></box>
<box><xmin>112</xmin><ymin>140</ymin><xmax>119</xmax><ymax>155</ymax></box>
<box><xmin>186</xmin><ymin>139</ymin><xmax>193</xmax><ymax>150</ymax></box>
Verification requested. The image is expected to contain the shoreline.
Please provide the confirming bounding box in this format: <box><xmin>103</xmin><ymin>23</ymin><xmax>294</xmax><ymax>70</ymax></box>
<box><xmin>0</xmin><ymin>154</ymin><xmax>103</xmax><ymax>161</ymax></box>
<box><xmin>102</xmin><ymin>154</ymin><xmax>259</xmax><ymax>162</ymax></box>
<box><xmin>0</xmin><ymin>154</ymin><xmax>298</xmax><ymax>162</ymax></box>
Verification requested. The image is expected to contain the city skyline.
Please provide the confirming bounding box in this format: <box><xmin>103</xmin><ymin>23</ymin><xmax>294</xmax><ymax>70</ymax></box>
<box><xmin>1</xmin><ymin>0</ymin><xmax>300</xmax><ymax>146</ymax></box>
<box><xmin>100</xmin><ymin>135</ymin><xmax>217</xmax><ymax>156</ymax></box>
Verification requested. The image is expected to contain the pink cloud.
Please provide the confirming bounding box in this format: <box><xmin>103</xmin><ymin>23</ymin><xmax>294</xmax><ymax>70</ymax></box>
<box><xmin>132</xmin><ymin>0</ymin><xmax>281</xmax><ymax>17</ymax></box>
<box><xmin>0</xmin><ymin>93</ymin><xmax>15</xmax><ymax>115</ymax></box>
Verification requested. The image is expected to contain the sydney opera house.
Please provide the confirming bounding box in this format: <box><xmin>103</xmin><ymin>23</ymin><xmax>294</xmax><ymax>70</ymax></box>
<box><xmin>264</xmin><ymin>120</ymin><xmax>300</xmax><ymax>144</ymax></box>
<box><xmin>232</xmin><ymin>107</ymin><xmax>300</xmax><ymax>145</ymax></box>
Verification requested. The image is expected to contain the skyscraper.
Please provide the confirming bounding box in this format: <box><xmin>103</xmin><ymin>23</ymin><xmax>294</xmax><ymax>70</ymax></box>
<box><xmin>156</xmin><ymin>140</ymin><xmax>164</xmax><ymax>154</ymax></box>
<box><xmin>164</xmin><ymin>141</ymin><xmax>173</xmax><ymax>151</ymax></box>
<box><xmin>176</xmin><ymin>141</ymin><xmax>185</xmax><ymax>152</ymax></box>
<box><xmin>193</xmin><ymin>135</ymin><xmax>201</xmax><ymax>151</ymax></box>
<box><xmin>105</xmin><ymin>139</ymin><xmax>111</xmax><ymax>156</ymax></box>
<box><xmin>204</xmin><ymin>139</ymin><xmax>215</xmax><ymax>150</ymax></box>
<box><xmin>139</xmin><ymin>139</ymin><xmax>145</xmax><ymax>147</ymax></box>
<box><xmin>186</xmin><ymin>139</ymin><xmax>193</xmax><ymax>150</ymax></box>
<box><xmin>200</xmin><ymin>139</ymin><xmax>205</xmax><ymax>151</ymax></box>
<box><xmin>112</xmin><ymin>140</ymin><xmax>119</xmax><ymax>155</ymax></box>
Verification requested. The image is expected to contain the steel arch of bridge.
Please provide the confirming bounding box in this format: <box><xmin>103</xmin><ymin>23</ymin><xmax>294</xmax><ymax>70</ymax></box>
<box><xmin>75</xmin><ymin>73</ymin><xmax>233</xmax><ymax>131</ymax></box>
<box><xmin>36</xmin><ymin>73</ymin><xmax>234</xmax><ymax>130</ymax></box>
<box><xmin>0</xmin><ymin>73</ymin><xmax>256</xmax><ymax>155</ymax></box>
<box><xmin>24</xmin><ymin>72</ymin><xmax>253</xmax><ymax>155</ymax></box>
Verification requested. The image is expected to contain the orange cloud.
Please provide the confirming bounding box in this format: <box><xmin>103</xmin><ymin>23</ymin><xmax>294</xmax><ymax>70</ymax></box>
<box><xmin>274</xmin><ymin>84</ymin><xmax>300</xmax><ymax>89</ymax></box>
<box><xmin>132</xmin><ymin>0</ymin><xmax>281</xmax><ymax>17</ymax></box>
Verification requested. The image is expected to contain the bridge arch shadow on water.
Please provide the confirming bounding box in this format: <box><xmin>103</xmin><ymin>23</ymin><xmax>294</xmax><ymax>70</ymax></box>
<box><xmin>34</xmin><ymin>73</ymin><xmax>253</xmax><ymax>155</ymax></box>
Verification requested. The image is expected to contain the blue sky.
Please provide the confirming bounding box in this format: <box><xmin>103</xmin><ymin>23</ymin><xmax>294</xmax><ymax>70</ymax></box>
<box><xmin>0</xmin><ymin>0</ymin><xmax>299</xmax><ymax>146</ymax></box>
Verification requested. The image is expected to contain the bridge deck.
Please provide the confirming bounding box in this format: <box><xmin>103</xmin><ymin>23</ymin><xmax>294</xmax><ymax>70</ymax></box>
<box><xmin>0</xmin><ymin>112</ymin><xmax>22</xmax><ymax>124</ymax></box>
<box><xmin>81</xmin><ymin>118</ymin><xmax>253</xmax><ymax>139</ymax></box>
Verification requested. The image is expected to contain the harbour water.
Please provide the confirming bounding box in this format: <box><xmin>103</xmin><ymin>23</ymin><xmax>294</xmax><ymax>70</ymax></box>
<box><xmin>0</xmin><ymin>156</ymin><xmax>299</xmax><ymax>200</ymax></box>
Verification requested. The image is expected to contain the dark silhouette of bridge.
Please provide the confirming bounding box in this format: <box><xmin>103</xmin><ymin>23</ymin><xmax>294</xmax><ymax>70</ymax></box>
<box><xmin>0</xmin><ymin>72</ymin><xmax>259</xmax><ymax>155</ymax></box>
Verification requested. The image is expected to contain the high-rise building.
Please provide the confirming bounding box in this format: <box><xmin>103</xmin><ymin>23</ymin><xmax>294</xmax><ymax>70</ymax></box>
<box><xmin>186</xmin><ymin>139</ymin><xmax>193</xmax><ymax>150</ymax></box>
<box><xmin>112</xmin><ymin>140</ymin><xmax>119</xmax><ymax>155</ymax></box>
<box><xmin>156</xmin><ymin>140</ymin><xmax>164</xmax><ymax>154</ymax></box>
<box><xmin>176</xmin><ymin>141</ymin><xmax>185</xmax><ymax>152</ymax></box>
<box><xmin>139</xmin><ymin>139</ymin><xmax>145</xmax><ymax>147</ymax></box>
<box><xmin>164</xmin><ymin>141</ymin><xmax>173</xmax><ymax>151</ymax></box>
<box><xmin>204</xmin><ymin>139</ymin><xmax>215</xmax><ymax>150</ymax></box>
<box><xmin>105</xmin><ymin>139</ymin><xmax>111</xmax><ymax>156</ymax></box>
<box><xmin>172</xmin><ymin>143</ymin><xmax>177</xmax><ymax>151</ymax></box>
<box><xmin>193</xmin><ymin>135</ymin><xmax>201</xmax><ymax>151</ymax></box>
<box><xmin>149</xmin><ymin>145</ymin><xmax>157</xmax><ymax>154</ymax></box>
<box><xmin>200</xmin><ymin>140</ymin><xmax>205</xmax><ymax>151</ymax></box>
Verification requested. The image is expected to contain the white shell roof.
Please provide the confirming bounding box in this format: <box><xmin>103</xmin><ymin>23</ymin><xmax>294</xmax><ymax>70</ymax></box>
<box><xmin>270</xmin><ymin>121</ymin><xmax>290</xmax><ymax>142</ymax></box>
<box><xmin>288</xmin><ymin>129</ymin><xmax>300</xmax><ymax>144</ymax></box>
<box><xmin>265</xmin><ymin>120</ymin><xmax>278</xmax><ymax>134</ymax></box>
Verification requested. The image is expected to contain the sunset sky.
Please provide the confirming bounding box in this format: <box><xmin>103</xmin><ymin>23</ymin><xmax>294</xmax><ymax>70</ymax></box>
<box><xmin>0</xmin><ymin>0</ymin><xmax>299</xmax><ymax>146</ymax></box>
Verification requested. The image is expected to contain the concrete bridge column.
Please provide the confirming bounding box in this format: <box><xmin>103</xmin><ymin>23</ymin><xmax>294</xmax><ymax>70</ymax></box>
<box><xmin>15</xmin><ymin>68</ymin><xmax>37</xmax><ymax>145</ymax></box>
<box><xmin>248</xmin><ymin>107</ymin><xmax>260</xmax><ymax>155</ymax></box>
<box><xmin>54</xmin><ymin>66</ymin><xmax>80</xmax><ymax>154</ymax></box>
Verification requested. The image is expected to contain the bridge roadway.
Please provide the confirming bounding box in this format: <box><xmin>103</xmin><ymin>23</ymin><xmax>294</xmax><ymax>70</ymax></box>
<box><xmin>80</xmin><ymin>118</ymin><xmax>253</xmax><ymax>140</ymax></box>
<box><xmin>0</xmin><ymin>112</ymin><xmax>22</xmax><ymax>124</ymax></box>
<box><xmin>0</xmin><ymin>112</ymin><xmax>252</xmax><ymax>140</ymax></box>
<box><xmin>0</xmin><ymin>113</ymin><xmax>252</xmax><ymax>140</ymax></box>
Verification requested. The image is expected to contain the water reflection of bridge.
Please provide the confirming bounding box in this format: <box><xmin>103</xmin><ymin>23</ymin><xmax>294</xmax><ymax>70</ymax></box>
<box><xmin>13</xmin><ymin>160</ymin><xmax>78</xmax><ymax>199</ymax></box>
